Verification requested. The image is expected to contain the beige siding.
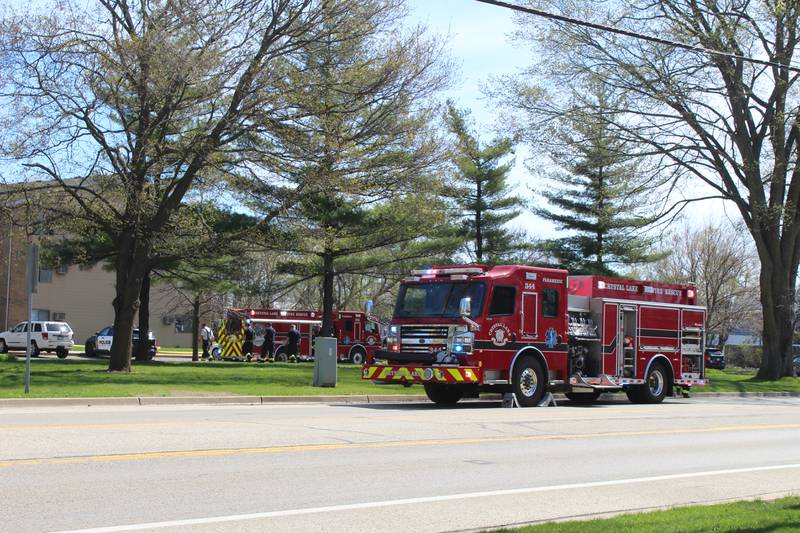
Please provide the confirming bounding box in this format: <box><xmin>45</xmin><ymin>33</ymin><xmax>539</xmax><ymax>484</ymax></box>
<box><xmin>31</xmin><ymin>265</ymin><xmax>211</xmax><ymax>348</ymax></box>
<box><xmin>32</xmin><ymin>265</ymin><xmax>115</xmax><ymax>343</ymax></box>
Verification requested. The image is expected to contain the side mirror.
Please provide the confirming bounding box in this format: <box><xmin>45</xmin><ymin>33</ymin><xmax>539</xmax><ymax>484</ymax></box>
<box><xmin>459</xmin><ymin>297</ymin><xmax>471</xmax><ymax>317</ymax></box>
<box><xmin>365</xmin><ymin>300</ymin><xmax>374</xmax><ymax>315</ymax></box>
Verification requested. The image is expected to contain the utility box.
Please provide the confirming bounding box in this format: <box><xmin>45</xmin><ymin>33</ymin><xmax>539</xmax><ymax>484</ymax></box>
<box><xmin>313</xmin><ymin>337</ymin><xmax>337</xmax><ymax>387</ymax></box>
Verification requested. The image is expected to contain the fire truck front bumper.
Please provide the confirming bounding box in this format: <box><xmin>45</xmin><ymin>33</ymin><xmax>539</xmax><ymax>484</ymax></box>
<box><xmin>362</xmin><ymin>364</ymin><xmax>480</xmax><ymax>384</ymax></box>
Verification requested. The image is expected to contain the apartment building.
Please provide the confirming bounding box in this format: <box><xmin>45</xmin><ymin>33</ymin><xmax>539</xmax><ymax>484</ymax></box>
<box><xmin>1</xmin><ymin>224</ymin><xmax>206</xmax><ymax>348</ymax></box>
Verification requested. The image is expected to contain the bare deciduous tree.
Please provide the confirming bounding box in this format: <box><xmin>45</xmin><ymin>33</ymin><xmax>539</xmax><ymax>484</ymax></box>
<box><xmin>0</xmin><ymin>0</ymin><xmax>326</xmax><ymax>370</ymax></box>
<box><xmin>648</xmin><ymin>223</ymin><xmax>761</xmax><ymax>347</ymax></box>
<box><xmin>499</xmin><ymin>0</ymin><xmax>800</xmax><ymax>378</ymax></box>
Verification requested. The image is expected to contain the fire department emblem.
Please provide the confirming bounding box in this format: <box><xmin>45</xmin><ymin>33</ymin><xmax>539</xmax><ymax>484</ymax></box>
<box><xmin>366</xmin><ymin>336</ymin><xmax>376</xmax><ymax>345</ymax></box>
<box><xmin>488</xmin><ymin>323</ymin><xmax>512</xmax><ymax>347</ymax></box>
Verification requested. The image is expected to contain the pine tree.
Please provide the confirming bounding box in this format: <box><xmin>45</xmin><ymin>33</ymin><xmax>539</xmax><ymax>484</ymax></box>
<box><xmin>535</xmin><ymin>83</ymin><xmax>660</xmax><ymax>275</ymax></box>
<box><xmin>444</xmin><ymin>102</ymin><xmax>528</xmax><ymax>264</ymax></box>
<box><xmin>237</xmin><ymin>0</ymin><xmax>453</xmax><ymax>336</ymax></box>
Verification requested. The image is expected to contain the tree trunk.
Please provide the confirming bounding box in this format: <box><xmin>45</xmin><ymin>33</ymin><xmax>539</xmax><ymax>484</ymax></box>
<box><xmin>109</xmin><ymin>234</ymin><xmax>149</xmax><ymax>372</ymax></box>
<box><xmin>756</xmin><ymin>258</ymin><xmax>795</xmax><ymax>379</ymax></box>
<box><xmin>135</xmin><ymin>271</ymin><xmax>151</xmax><ymax>362</ymax></box>
<box><xmin>133</xmin><ymin>271</ymin><xmax>150</xmax><ymax>361</ymax></box>
<box><xmin>192</xmin><ymin>294</ymin><xmax>200</xmax><ymax>362</ymax></box>
<box><xmin>321</xmin><ymin>250</ymin><xmax>335</xmax><ymax>337</ymax></box>
<box><xmin>475</xmin><ymin>180</ymin><xmax>482</xmax><ymax>262</ymax></box>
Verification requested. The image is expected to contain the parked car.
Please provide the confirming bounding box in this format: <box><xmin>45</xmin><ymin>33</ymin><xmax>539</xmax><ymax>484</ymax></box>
<box><xmin>705</xmin><ymin>348</ymin><xmax>725</xmax><ymax>370</ymax></box>
<box><xmin>85</xmin><ymin>326</ymin><xmax>157</xmax><ymax>360</ymax></box>
<box><xmin>793</xmin><ymin>355</ymin><xmax>800</xmax><ymax>376</ymax></box>
<box><xmin>0</xmin><ymin>321</ymin><xmax>74</xmax><ymax>358</ymax></box>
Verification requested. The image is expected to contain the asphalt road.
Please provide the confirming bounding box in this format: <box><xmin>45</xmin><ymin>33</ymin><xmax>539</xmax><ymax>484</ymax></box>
<box><xmin>1</xmin><ymin>396</ymin><xmax>799</xmax><ymax>533</ymax></box>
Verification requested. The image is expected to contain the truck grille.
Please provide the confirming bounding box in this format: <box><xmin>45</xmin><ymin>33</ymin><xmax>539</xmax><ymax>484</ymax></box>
<box><xmin>400</xmin><ymin>325</ymin><xmax>450</xmax><ymax>354</ymax></box>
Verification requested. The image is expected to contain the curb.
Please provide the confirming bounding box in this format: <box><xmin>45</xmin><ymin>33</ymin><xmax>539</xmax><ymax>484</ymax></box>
<box><xmin>0</xmin><ymin>394</ymin><xmax>431</xmax><ymax>408</ymax></box>
<box><xmin>690</xmin><ymin>391</ymin><xmax>800</xmax><ymax>398</ymax></box>
<box><xmin>0</xmin><ymin>391</ymin><xmax>797</xmax><ymax>408</ymax></box>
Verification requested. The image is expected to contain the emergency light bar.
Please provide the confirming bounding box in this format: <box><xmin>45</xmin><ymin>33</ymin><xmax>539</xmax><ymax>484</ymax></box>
<box><xmin>410</xmin><ymin>267</ymin><xmax>485</xmax><ymax>276</ymax></box>
<box><xmin>249</xmin><ymin>318</ymin><xmax>322</xmax><ymax>325</ymax></box>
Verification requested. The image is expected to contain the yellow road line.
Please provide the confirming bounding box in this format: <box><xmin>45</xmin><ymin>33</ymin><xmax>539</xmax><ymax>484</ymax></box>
<box><xmin>1</xmin><ymin>423</ymin><xmax>798</xmax><ymax>470</ymax></box>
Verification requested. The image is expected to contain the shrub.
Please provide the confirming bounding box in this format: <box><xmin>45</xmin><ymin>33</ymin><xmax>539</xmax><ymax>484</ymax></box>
<box><xmin>724</xmin><ymin>345</ymin><xmax>762</xmax><ymax>368</ymax></box>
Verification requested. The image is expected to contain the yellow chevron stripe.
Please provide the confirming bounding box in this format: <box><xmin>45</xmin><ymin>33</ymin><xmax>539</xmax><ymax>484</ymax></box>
<box><xmin>448</xmin><ymin>368</ymin><xmax>464</xmax><ymax>382</ymax></box>
<box><xmin>396</xmin><ymin>367</ymin><xmax>414</xmax><ymax>381</ymax></box>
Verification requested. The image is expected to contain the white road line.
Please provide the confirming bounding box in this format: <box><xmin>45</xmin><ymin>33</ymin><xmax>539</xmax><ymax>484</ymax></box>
<box><xmin>51</xmin><ymin>463</ymin><xmax>800</xmax><ymax>533</ymax></box>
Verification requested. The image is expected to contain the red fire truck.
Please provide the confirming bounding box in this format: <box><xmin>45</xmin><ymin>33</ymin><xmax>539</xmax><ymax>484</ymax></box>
<box><xmin>215</xmin><ymin>308</ymin><xmax>385</xmax><ymax>364</ymax></box>
<box><xmin>363</xmin><ymin>265</ymin><xmax>706</xmax><ymax>406</ymax></box>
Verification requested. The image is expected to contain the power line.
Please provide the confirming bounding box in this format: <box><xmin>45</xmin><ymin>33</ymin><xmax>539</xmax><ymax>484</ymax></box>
<box><xmin>474</xmin><ymin>0</ymin><xmax>800</xmax><ymax>74</ymax></box>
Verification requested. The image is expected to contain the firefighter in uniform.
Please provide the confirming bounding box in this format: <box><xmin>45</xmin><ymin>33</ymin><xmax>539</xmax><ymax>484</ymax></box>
<box><xmin>261</xmin><ymin>322</ymin><xmax>275</xmax><ymax>362</ymax></box>
<box><xmin>243</xmin><ymin>320</ymin><xmax>255</xmax><ymax>361</ymax></box>
<box><xmin>286</xmin><ymin>324</ymin><xmax>301</xmax><ymax>363</ymax></box>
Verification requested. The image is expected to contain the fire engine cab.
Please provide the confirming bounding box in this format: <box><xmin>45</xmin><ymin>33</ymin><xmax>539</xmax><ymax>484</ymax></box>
<box><xmin>362</xmin><ymin>265</ymin><xmax>706</xmax><ymax>406</ymax></box>
<box><xmin>214</xmin><ymin>308</ymin><xmax>384</xmax><ymax>364</ymax></box>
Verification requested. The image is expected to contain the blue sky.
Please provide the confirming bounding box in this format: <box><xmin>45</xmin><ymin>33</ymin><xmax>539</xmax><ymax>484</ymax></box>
<box><xmin>408</xmin><ymin>0</ymin><xmax>548</xmax><ymax>235</ymax></box>
<box><xmin>408</xmin><ymin>0</ymin><xmax>531</xmax><ymax>125</ymax></box>
<box><xmin>408</xmin><ymin>0</ymin><xmax>734</xmax><ymax>241</ymax></box>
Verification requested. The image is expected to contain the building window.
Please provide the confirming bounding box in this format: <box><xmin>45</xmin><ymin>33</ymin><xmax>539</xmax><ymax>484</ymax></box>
<box><xmin>38</xmin><ymin>268</ymin><xmax>53</xmax><ymax>283</ymax></box>
<box><xmin>174</xmin><ymin>316</ymin><xmax>192</xmax><ymax>333</ymax></box>
<box><xmin>542</xmin><ymin>289</ymin><xmax>559</xmax><ymax>318</ymax></box>
<box><xmin>31</xmin><ymin>309</ymin><xmax>50</xmax><ymax>321</ymax></box>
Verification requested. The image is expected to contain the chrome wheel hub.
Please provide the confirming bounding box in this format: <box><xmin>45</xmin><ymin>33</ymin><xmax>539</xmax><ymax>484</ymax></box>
<box><xmin>648</xmin><ymin>369</ymin><xmax>664</xmax><ymax>396</ymax></box>
<box><xmin>519</xmin><ymin>367</ymin><xmax>538</xmax><ymax>397</ymax></box>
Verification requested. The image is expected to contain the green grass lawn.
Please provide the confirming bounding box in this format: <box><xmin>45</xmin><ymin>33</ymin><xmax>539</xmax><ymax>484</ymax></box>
<box><xmin>490</xmin><ymin>497</ymin><xmax>800</xmax><ymax>532</ymax></box>
<box><xmin>703</xmin><ymin>367</ymin><xmax>800</xmax><ymax>393</ymax></box>
<box><xmin>0</xmin><ymin>358</ymin><xmax>796</xmax><ymax>399</ymax></box>
<box><xmin>0</xmin><ymin>358</ymin><xmax>418</xmax><ymax>398</ymax></box>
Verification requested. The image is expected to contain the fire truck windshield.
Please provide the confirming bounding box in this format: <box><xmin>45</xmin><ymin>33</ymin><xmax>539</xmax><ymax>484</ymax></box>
<box><xmin>394</xmin><ymin>282</ymin><xmax>486</xmax><ymax>318</ymax></box>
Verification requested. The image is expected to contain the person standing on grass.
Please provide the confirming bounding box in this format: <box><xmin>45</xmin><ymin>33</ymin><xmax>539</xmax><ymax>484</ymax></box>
<box><xmin>243</xmin><ymin>320</ymin><xmax>255</xmax><ymax>361</ymax></box>
<box><xmin>200</xmin><ymin>323</ymin><xmax>214</xmax><ymax>359</ymax></box>
<box><xmin>261</xmin><ymin>322</ymin><xmax>275</xmax><ymax>362</ymax></box>
<box><xmin>286</xmin><ymin>324</ymin><xmax>301</xmax><ymax>363</ymax></box>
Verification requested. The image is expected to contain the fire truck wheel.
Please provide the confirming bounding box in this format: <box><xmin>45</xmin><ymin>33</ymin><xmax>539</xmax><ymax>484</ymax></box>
<box><xmin>512</xmin><ymin>355</ymin><xmax>546</xmax><ymax>407</ymax></box>
<box><xmin>423</xmin><ymin>384</ymin><xmax>463</xmax><ymax>405</ymax></box>
<box><xmin>627</xmin><ymin>363</ymin><xmax>669</xmax><ymax>404</ymax></box>
<box><xmin>564</xmin><ymin>390</ymin><xmax>602</xmax><ymax>403</ymax></box>
<box><xmin>350</xmin><ymin>348</ymin><xmax>366</xmax><ymax>365</ymax></box>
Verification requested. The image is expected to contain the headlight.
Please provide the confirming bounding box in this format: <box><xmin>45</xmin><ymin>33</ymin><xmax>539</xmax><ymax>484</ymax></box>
<box><xmin>386</xmin><ymin>334</ymin><xmax>399</xmax><ymax>352</ymax></box>
<box><xmin>452</xmin><ymin>332</ymin><xmax>474</xmax><ymax>354</ymax></box>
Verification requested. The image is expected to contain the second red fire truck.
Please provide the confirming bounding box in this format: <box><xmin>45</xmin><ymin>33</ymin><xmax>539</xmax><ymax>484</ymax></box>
<box><xmin>214</xmin><ymin>308</ymin><xmax>385</xmax><ymax>364</ymax></box>
<box><xmin>363</xmin><ymin>265</ymin><xmax>706</xmax><ymax>406</ymax></box>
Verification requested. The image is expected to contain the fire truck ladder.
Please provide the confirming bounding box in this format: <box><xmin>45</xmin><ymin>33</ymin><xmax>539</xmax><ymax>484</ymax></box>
<box><xmin>620</xmin><ymin>306</ymin><xmax>637</xmax><ymax>377</ymax></box>
<box><xmin>623</xmin><ymin>346</ymin><xmax>635</xmax><ymax>375</ymax></box>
